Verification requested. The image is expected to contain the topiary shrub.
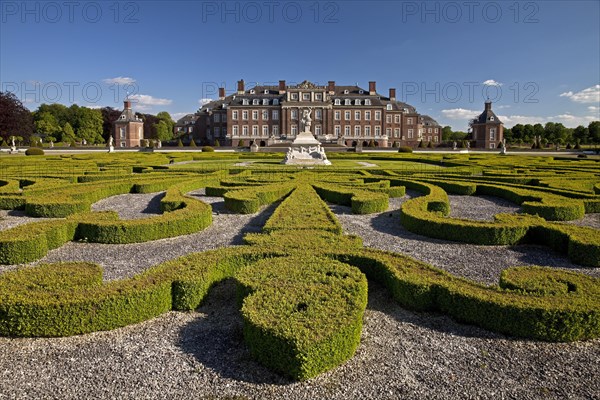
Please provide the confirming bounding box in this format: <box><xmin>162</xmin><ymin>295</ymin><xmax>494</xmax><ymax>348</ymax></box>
<box><xmin>238</xmin><ymin>140</ymin><xmax>245</xmax><ymax>147</ymax></box>
<box><xmin>427</xmin><ymin>141</ymin><xmax>433</xmax><ymax>148</ymax></box>
<box><xmin>418</xmin><ymin>140</ymin><xmax>424</xmax><ymax>148</ymax></box>
<box><xmin>566</xmin><ymin>143</ymin><xmax>572</xmax><ymax>149</ymax></box>
<box><xmin>201</xmin><ymin>146</ymin><xmax>215</xmax><ymax>152</ymax></box>
<box><xmin>189</xmin><ymin>140</ymin><xmax>197</xmax><ymax>147</ymax></box>
<box><xmin>398</xmin><ymin>146</ymin><xmax>413</xmax><ymax>153</ymax></box>
<box><xmin>25</xmin><ymin>148</ymin><xmax>44</xmax><ymax>156</ymax></box>
<box><xmin>177</xmin><ymin>139</ymin><xmax>184</xmax><ymax>147</ymax></box>
<box><xmin>214</xmin><ymin>139</ymin><xmax>220</xmax><ymax>147</ymax></box>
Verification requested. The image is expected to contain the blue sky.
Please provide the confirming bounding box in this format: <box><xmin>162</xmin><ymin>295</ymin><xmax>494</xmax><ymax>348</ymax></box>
<box><xmin>1</xmin><ymin>0</ymin><xmax>599</xmax><ymax>130</ymax></box>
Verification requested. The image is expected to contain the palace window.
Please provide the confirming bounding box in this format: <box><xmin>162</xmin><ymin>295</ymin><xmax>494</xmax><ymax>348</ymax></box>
<box><xmin>345</xmin><ymin>99</ymin><xmax>351</xmax><ymax>106</ymax></box>
<box><xmin>315</xmin><ymin>125</ymin><xmax>322</xmax><ymax>135</ymax></box>
<box><xmin>242</xmin><ymin>111</ymin><xmax>248</xmax><ymax>120</ymax></box>
<box><xmin>386</xmin><ymin>104</ymin><xmax>392</xmax><ymax>110</ymax></box>
<box><xmin>273</xmin><ymin>99</ymin><xmax>279</xmax><ymax>105</ymax></box>
<box><xmin>242</xmin><ymin>99</ymin><xmax>249</xmax><ymax>105</ymax></box>
<box><xmin>242</xmin><ymin>126</ymin><xmax>249</xmax><ymax>136</ymax></box>
<box><xmin>291</xmin><ymin>109</ymin><xmax>298</xmax><ymax>119</ymax></box>
<box><xmin>489</xmin><ymin>143</ymin><xmax>495</xmax><ymax>149</ymax></box>
<box><xmin>375</xmin><ymin>126</ymin><xmax>381</xmax><ymax>136</ymax></box>
<box><xmin>365</xmin><ymin>99</ymin><xmax>371</xmax><ymax>105</ymax></box>
<box><xmin>434</xmin><ymin>136</ymin><xmax>438</xmax><ymax>142</ymax></box>
<box><xmin>335</xmin><ymin>125</ymin><xmax>341</xmax><ymax>136</ymax></box>
<box><xmin>315</xmin><ymin>109</ymin><xmax>322</xmax><ymax>119</ymax></box>
<box><xmin>252</xmin><ymin>125</ymin><xmax>258</xmax><ymax>136</ymax></box>
<box><xmin>355</xmin><ymin>99</ymin><xmax>361</xmax><ymax>105</ymax></box>
<box><xmin>232</xmin><ymin>125</ymin><xmax>239</xmax><ymax>136</ymax></box>
<box><xmin>303</xmin><ymin>93</ymin><xmax>310</xmax><ymax>101</ymax></box>
<box><xmin>264</xmin><ymin>90</ymin><xmax>269</xmax><ymax>94</ymax></box>
<box><xmin>355</xmin><ymin>111</ymin><xmax>361</xmax><ymax>120</ymax></box>
<box><xmin>315</xmin><ymin>93</ymin><xmax>322</xmax><ymax>100</ymax></box>
<box><xmin>335</xmin><ymin>99</ymin><xmax>341</xmax><ymax>105</ymax></box>
<box><xmin>272</xmin><ymin>110</ymin><xmax>279</xmax><ymax>120</ymax></box>
<box><xmin>375</xmin><ymin>111</ymin><xmax>381</xmax><ymax>121</ymax></box>
<box><xmin>250</xmin><ymin>90</ymin><xmax>255</xmax><ymax>94</ymax></box>
<box><xmin>345</xmin><ymin>126</ymin><xmax>350</xmax><ymax>136</ymax></box>
<box><xmin>407</xmin><ymin>117</ymin><xmax>413</xmax><ymax>124</ymax></box>
<box><xmin>232</xmin><ymin>111</ymin><xmax>238</xmax><ymax>120</ymax></box>
<box><xmin>262</xmin><ymin>110</ymin><xmax>269</xmax><ymax>120</ymax></box>
<box><xmin>394</xmin><ymin>115</ymin><xmax>400</xmax><ymax>123</ymax></box>
<box><xmin>386</xmin><ymin>128</ymin><xmax>392</xmax><ymax>136</ymax></box>
<box><xmin>214</xmin><ymin>127</ymin><xmax>220</xmax><ymax>137</ymax></box>
<box><xmin>490</xmin><ymin>128</ymin><xmax>496</xmax><ymax>141</ymax></box>
<box><xmin>345</xmin><ymin>111</ymin><xmax>351</xmax><ymax>120</ymax></box>
<box><xmin>365</xmin><ymin>126</ymin><xmax>371</xmax><ymax>136</ymax></box>
<box><xmin>272</xmin><ymin>125</ymin><xmax>279</xmax><ymax>135</ymax></box>
<box><xmin>262</xmin><ymin>125</ymin><xmax>269</xmax><ymax>136</ymax></box>
<box><xmin>408</xmin><ymin>129</ymin><xmax>414</xmax><ymax>138</ymax></box>
<box><xmin>214</xmin><ymin>114</ymin><xmax>220</xmax><ymax>122</ymax></box>
<box><xmin>355</xmin><ymin>126</ymin><xmax>361</xmax><ymax>137</ymax></box>
<box><xmin>335</xmin><ymin>111</ymin><xmax>341</xmax><ymax>120</ymax></box>
<box><xmin>344</xmin><ymin>90</ymin><xmax>349</xmax><ymax>94</ymax></box>
<box><xmin>291</xmin><ymin>93</ymin><xmax>298</xmax><ymax>100</ymax></box>
<box><xmin>120</xmin><ymin>127</ymin><xmax>126</xmax><ymax>139</ymax></box>
<box><xmin>490</xmin><ymin>116</ymin><xmax>495</xmax><ymax>121</ymax></box>
<box><xmin>222</xmin><ymin>114</ymin><xmax>227</xmax><ymax>122</ymax></box>
<box><xmin>252</xmin><ymin>110</ymin><xmax>258</xmax><ymax>120</ymax></box>
<box><xmin>394</xmin><ymin>128</ymin><xmax>400</xmax><ymax>138</ymax></box>
<box><xmin>291</xmin><ymin>125</ymin><xmax>298</xmax><ymax>135</ymax></box>
<box><xmin>386</xmin><ymin>115</ymin><xmax>392</xmax><ymax>123</ymax></box>
<box><xmin>263</xmin><ymin>99</ymin><xmax>269</xmax><ymax>105</ymax></box>
<box><xmin>253</xmin><ymin>99</ymin><xmax>259</xmax><ymax>105</ymax></box>
<box><xmin>365</xmin><ymin>111</ymin><xmax>371</xmax><ymax>120</ymax></box>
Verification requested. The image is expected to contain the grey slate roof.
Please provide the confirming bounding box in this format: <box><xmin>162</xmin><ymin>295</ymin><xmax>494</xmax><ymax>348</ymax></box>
<box><xmin>474</xmin><ymin>102</ymin><xmax>503</xmax><ymax>124</ymax></box>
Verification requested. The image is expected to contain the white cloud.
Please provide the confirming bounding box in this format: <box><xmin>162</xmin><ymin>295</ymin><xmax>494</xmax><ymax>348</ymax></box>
<box><xmin>103</xmin><ymin>76</ymin><xmax>136</xmax><ymax>85</ymax></box>
<box><xmin>129</xmin><ymin>94</ymin><xmax>172</xmax><ymax>107</ymax></box>
<box><xmin>441</xmin><ymin>108</ymin><xmax>480</xmax><ymax>120</ymax></box>
<box><xmin>559</xmin><ymin>84</ymin><xmax>600</xmax><ymax>103</ymax></box>
<box><xmin>498</xmin><ymin>115</ymin><xmax>547</xmax><ymax>125</ymax></box>
<box><xmin>199</xmin><ymin>98</ymin><xmax>213</xmax><ymax>105</ymax></box>
<box><xmin>483</xmin><ymin>79</ymin><xmax>502</xmax><ymax>87</ymax></box>
<box><xmin>171</xmin><ymin>112</ymin><xmax>192</xmax><ymax>121</ymax></box>
<box><xmin>588</xmin><ymin>106</ymin><xmax>600</xmax><ymax>112</ymax></box>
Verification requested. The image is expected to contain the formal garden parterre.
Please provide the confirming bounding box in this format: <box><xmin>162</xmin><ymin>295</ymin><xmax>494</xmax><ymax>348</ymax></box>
<box><xmin>0</xmin><ymin>151</ymin><xmax>599</xmax><ymax>384</ymax></box>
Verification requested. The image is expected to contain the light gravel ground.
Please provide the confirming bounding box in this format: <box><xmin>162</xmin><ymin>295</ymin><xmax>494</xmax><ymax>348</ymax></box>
<box><xmin>0</xmin><ymin>191</ymin><xmax>598</xmax><ymax>399</ymax></box>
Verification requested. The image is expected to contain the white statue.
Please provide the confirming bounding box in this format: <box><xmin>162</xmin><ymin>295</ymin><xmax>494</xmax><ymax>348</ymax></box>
<box><xmin>11</xmin><ymin>137</ymin><xmax>15</xmax><ymax>147</ymax></box>
<box><xmin>50</xmin><ymin>141</ymin><xmax>54</xmax><ymax>148</ymax></box>
<box><xmin>301</xmin><ymin>107</ymin><xmax>313</xmax><ymax>132</ymax></box>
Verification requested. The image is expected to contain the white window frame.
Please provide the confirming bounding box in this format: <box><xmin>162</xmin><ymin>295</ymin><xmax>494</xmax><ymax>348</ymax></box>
<box><xmin>291</xmin><ymin>109</ymin><xmax>298</xmax><ymax>120</ymax></box>
<box><xmin>375</xmin><ymin>111</ymin><xmax>381</xmax><ymax>121</ymax></box>
<box><xmin>273</xmin><ymin>110</ymin><xmax>279</xmax><ymax>120</ymax></box>
<box><xmin>354</xmin><ymin>126</ymin><xmax>361</xmax><ymax>137</ymax></box>
<box><xmin>291</xmin><ymin>125</ymin><xmax>298</xmax><ymax>135</ymax></box>
<box><xmin>252</xmin><ymin>125</ymin><xmax>258</xmax><ymax>136</ymax></box>
<box><xmin>375</xmin><ymin>126</ymin><xmax>381</xmax><ymax>136</ymax></box>
<box><xmin>315</xmin><ymin>109</ymin><xmax>322</xmax><ymax>120</ymax></box>
<box><xmin>335</xmin><ymin>125</ymin><xmax>341</xmax><ymax>136</ymax></box>
<box><xmin>355</xmin><ymin>111</ymin><xmax>361</xmax><ymax>120</ymax></box>
<box><xmin>345</xmin><ymin>111</ymin><xmax>351</xmax><ymax>121</ymax></box>
<box><xmin>345</xmin><ymin>125</ymin><xmax>350</xmax><ymax>136</ymax></box>
<box><xmin>232</xmin><ymin>125</ymin><xmax>239</xmax><ymax>136</ymax></box>
<box><xmin>232</xmin><ymin>110</ymin><xmax>239</xmax><ymax>120</ymax></box>
<box><xmin>272</xmin><ymin>125</ymin><xmax>279</xmax><ymax>135</ymax></box>
<box><xmin>242</xmin><ymin>111</ymin><xmax>248</xmax><ymax>120</ymax></box>
<box><xmin>315</xmin><ymin>125</ymin><xmax>322</xmax><ymax>135</ymax></box>
<box><xmin>262</xmin><ymin>110</ymin><xmax>269</xmax><ymax>120</ymax></box>
<box><xmin>365</xmin><ymin>126</ymin><xmax>371</xmax><ymax>136</ymax></box>
<box><xmin>262</xmin><ymin>125</ymin><xmax>269</xmax><ymax>136</ymax></box>
<box><xmin>252</xmin><ymin>110</ymin><xmax>258</xmax><ymax>120</ymax></box>
<box><xmin>365</xmin><ymin>111</ymin><xmax>371</xmax><ymax>120</ymax></box>
<box><xmin>335</xmin><ymin>111</ymin><xmax>341</xmax><ymax>120</ymax></box>
<box><xmin>242</xmin><ymin>125</ymin><xmax>249</xmax><ymax>136</ymax></box>
<box><xmin>335</xmin><ymin>99</ymin><xmax>341</xmax><ymax>105</ymax></box>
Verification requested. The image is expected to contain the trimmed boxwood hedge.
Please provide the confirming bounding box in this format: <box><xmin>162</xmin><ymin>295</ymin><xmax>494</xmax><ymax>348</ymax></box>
<box><xmin>312</xmin><ymin>182</ymin><xmax>389</xmax><ymax>214</ymax></box>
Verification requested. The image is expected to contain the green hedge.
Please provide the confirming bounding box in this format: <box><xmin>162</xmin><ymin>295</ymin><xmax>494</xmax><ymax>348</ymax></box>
<box><xmin>236</xmin><ymin>255</ymin><xmax>368</xmax><ymax>380</ymax></box>
<box><xmin>312</xmin><ymin>182</ymin><xmax>389</xmax><ymax>214</ymax></box>
<box><xmin>223</xmin><ymin>183</ymin><xmax>294</xmax><ymax>214</ymax></box>
<box><xmin>336</xmin><ymin>249</ymin><xmax>600</xmax><ymax>342</ymax></box>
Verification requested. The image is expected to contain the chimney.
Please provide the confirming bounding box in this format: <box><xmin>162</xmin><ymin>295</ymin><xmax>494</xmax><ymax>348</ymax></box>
<box><xmin>369</xmin><ymin>81</ymin><xmax>376</xmax><ymax>95</ymax></box>
<box><xmin>237</xmin><ymin>79</ymin><xmax>245</xmax><ymax>94</ymax></box>
<box><xmin>328</xmin><ymin>80</ymin><xmax>335</xmax><ymax>94</ymax></box>
<box><xmin>124</xmin><ymin>100</ymin><xmax>131</xmax><ymax>110</ymax></box>
<box><xmin>485</xmin><ymin>101</ymin><xmax>492</xmax><ymax>111</ymax></box>
<box><xmin>389</xmin><ymin>88</ymin><xmax>396</xmax><ymax>101</ymax></box>
<box><xmin>279</xmin><ymin>80</ymin><xmax>286</xmax><ymax>94</ymax></box>
<box><xmin>218</xmin><ymin>87</ymin><xmax>225</xmax><ymax>100</ymax></box>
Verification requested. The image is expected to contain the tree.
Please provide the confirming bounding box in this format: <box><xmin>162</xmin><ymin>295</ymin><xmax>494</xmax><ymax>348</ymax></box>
<box><xmin>154</xmin><ymin>120</ymin><xmax>172</xmax><ymax>142</ymax></box>
<box><xmin>74</xmin><ymin>107</ymin><xmax>104</xmax><ymax>144</ymax></box>
<box><xmin>0</xmin><ymin>91</ymin><xmax>34</xmax><ymax>143</ymax></box>
<box><xmin>156</xmin><ymin>111</ymin><xmax>174</xmax><ymax>140</ymax></box>
<box><xmin>441</xmin><ymin>126</ymin><xmax>453</xmax><ymax>141</ymax></box>
<box><xmin>573</xmin><ymin>125</ymin><xmax>589</xmax><ymax>144</ymax></box>
<box><xmin>588</xmin><ymin>121</ymin><xmax>600</xmax><ymax>144</ymax></box>
<box><xmin>100</xmin><ymin>107</ymin><xmax>122</xmax><ymax>143</ymax></box>
<box><xmin>63</xmin><ymin>122</ymin><xmax>76</xmax><ymax>143</ymax></box>
<box><xmin>34</xmin><ymin>112</ymin><xmax>62</xmax><ymax>137</ymax></box>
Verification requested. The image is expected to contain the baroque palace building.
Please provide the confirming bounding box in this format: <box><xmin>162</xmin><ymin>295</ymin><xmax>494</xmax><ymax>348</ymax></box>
<box><xmin>193</xmin><ymin>80</ymin><xmax>441</xmax><ymax>148</ymax></box>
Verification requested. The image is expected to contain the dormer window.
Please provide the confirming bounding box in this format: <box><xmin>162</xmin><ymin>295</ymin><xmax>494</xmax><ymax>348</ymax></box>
<box><xmin>355</xmin><ymin>99</ymin><xmax>361</xmax><ymax>105</ymax></box>
<box><xmin>303</xmin><ymin>93</ymin><xmax>310</xmax><ymax>101</ymax></box>
<box><xmin>365</xmin><ymin>99</ymin><xmax>371</xmax><ymax>105</ymax></box>
<box><xmin>345</xmin><ymin>99</ymin><xmax>351</xmax><ymax>106</ymax></box>
<box><xmin>262</xmin><ymin>99</ymin><xmax>269</xmax><ymax>105</ymax></box>
<box><xmin>242</xmin><ymin>99</ymin><xmax>249</xmax><ymax>105</ymax></box>
<box><xmin>344</xmin><ymin>90</ymin><xmax>349</xmax><ymax>94</ymax></box>
<box><xmin>334</xmin><ymin>99</ymin><xmax>341</xmax><ymax>105</ymax></box>
<box><xmin>120</xmin><ymin>115</ymin><xmax>126</xmax><ymax>119</ymax></box>
<box><xmin>264</xmin><ymin>90</ymin><xmax>269</xmax><ymax>94</ymax></box>
<box><xmin>315</xmin><ymin>93</ymin><xmax>322</xmax><ymax>100</ymax></box>
<box><xmin>250</xmin><ymin>89</ymin><xmax>255</xmax><ymax>94</ymax></box>
<box><xmin>253</xmin><ymin>99</ymin><xmax>259</xmax><ymax>105</ymax></box>
<box><xmin>273</xmin><ymin>99</ymin><xmax>279</xmax><ymax>105</ymax></box>
<box><xmin>386</xmin><ymin>104</ymin><xmax>392</xmax><ymax>110</ymax></box>
<box><xmin>359</xmin><ymin>90</ymin><xmax>364</xmax><ymax>94</ymax></box>
<box><xmin>291</xmin><ymin>93</ymin><xmax>298</xmax><ymax>100</ymax></box>
<box><xmin>490</xmin><ymin>116</ymin><xmax>495</xmax><ymax>121</ymax></box>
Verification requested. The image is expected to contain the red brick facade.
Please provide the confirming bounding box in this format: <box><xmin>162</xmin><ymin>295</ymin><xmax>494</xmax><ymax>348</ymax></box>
<box><xmin>470</xmin><ymin>101</ymin><xmax>504</xmax><ymax>149</ymax></box>
<box><xmin>196</xmin><ymin>80</ymin><xmax>441</xmax><ymax>148</ymax></box>
<box><xmin>113</xmin><ymin>100</ymin><xmax>144</xmax><ymax>148</ymax></box>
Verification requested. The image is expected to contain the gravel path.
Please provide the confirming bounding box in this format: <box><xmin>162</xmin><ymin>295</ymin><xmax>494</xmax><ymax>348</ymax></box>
<box><xmin>0</xmin><ymin>210</ymin><xmax>52</xmax><ymax>231</ymax></box>
<box><xmin>448</xmin><ymin>194</ymin><xmax>521</xmax><ymax>221</ymax></box>
<box><xmin>0</xmin><ymin>192</ymin><xmax>598</xmax><ymax>399</ymax></box>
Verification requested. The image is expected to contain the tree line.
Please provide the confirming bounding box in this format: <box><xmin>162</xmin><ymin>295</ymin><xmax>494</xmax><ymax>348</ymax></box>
<box><xmin>0</xmin><ymin>92</ymin><xmax>175</xmax><ymax>145</ymax></box>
